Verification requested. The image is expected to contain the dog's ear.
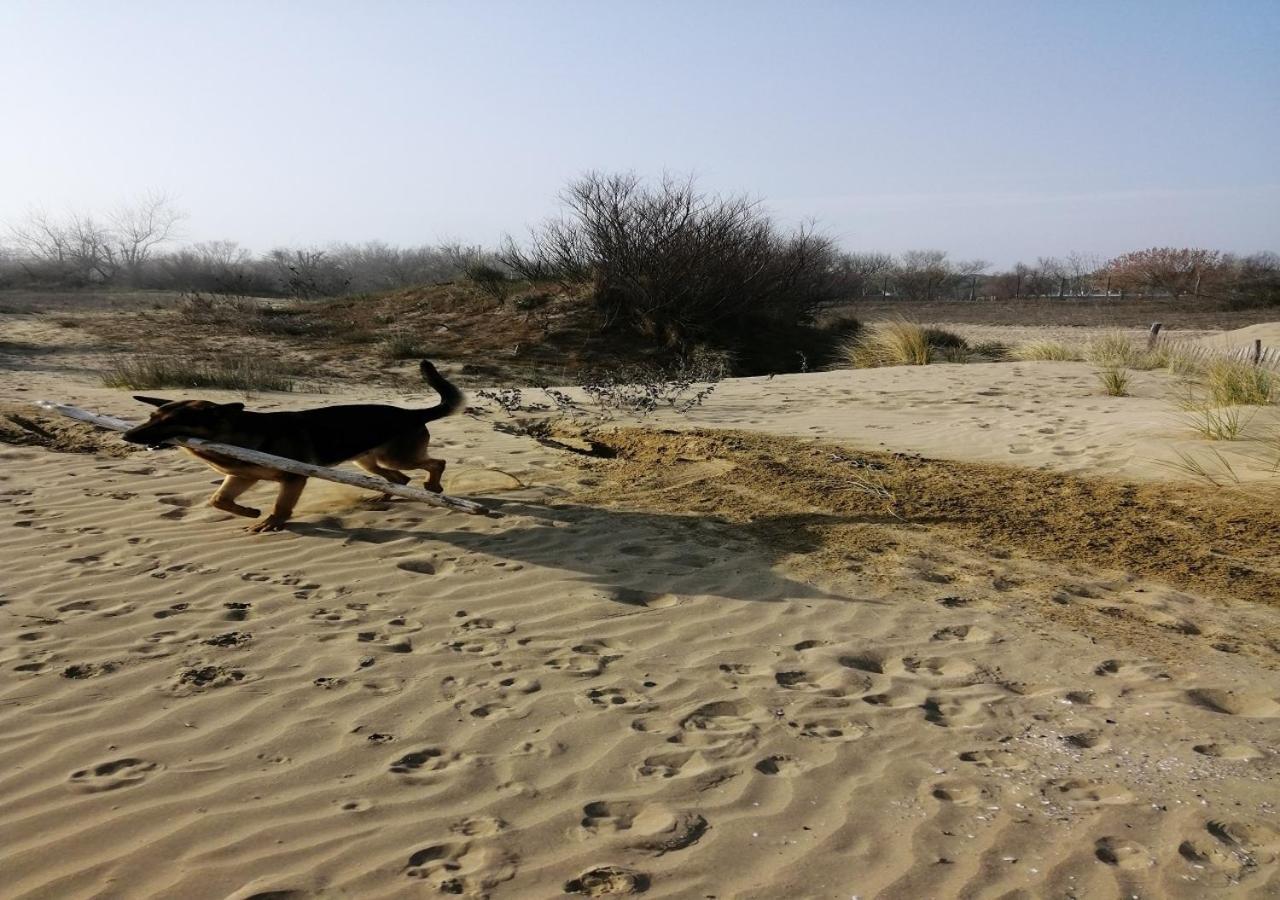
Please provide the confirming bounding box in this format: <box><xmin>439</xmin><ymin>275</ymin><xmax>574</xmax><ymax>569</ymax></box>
<box><xmin>219</xmin><ymin>403</ymin><xmax>245</xmax><ymax>413</ymax></box>
<box><xmin>134</xmin><ymin>395</ymin><xmax>175</xmax><ymax>407</ymax></box>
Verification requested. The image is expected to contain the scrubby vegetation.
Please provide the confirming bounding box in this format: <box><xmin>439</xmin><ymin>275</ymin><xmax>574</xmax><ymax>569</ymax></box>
<box><xmin>101</xmin><ymin>355</ymin><xmax>300</xmax><ymax>392</ymax></box>
<box><xmin>498</xmin><ymin>172</ymin><xmax>853</xmax><ymax>369</ymax></box>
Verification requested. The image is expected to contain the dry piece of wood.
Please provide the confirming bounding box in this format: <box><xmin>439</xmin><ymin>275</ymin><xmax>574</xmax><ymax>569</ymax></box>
<box><xmin>36</xmin><ymin>400</ymin><xmax>501</xmax><ymax>518</ymax></box>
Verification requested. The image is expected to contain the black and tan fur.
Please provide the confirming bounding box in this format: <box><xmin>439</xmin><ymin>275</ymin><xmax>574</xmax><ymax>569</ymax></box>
<box><xmin>122</xmin><ymin>360</ymin><xmax>463</xmax><ymax>532</ymax></box>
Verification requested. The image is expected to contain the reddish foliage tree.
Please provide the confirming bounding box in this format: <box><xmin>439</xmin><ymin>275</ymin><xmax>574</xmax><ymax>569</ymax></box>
<box><xmin>1101</xmin><ymin>247</ymin><xmax>1223</xmax><ymax>299</ymax></box>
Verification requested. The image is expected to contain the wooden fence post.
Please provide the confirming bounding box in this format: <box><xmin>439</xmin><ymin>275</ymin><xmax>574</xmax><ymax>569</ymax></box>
<box><xmin>1148</xmin><ymin>323</ymin><xmax>1162</xmax><ymax>348</ymax></box>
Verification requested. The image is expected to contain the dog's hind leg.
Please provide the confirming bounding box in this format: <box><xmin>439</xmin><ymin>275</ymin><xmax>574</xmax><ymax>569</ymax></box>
<box><xmin>372</xmin><ymin>433</ymin><xmax>446</xmax><ymax>494</ymax></box>
<box><xmin>247</xmin><ymin>475</ymin><xmax>307</xmax><ymax>533</ymax></box>
<box><xmin>210</xmin><ymin>475</ymin><xmax>260</xmax><ymax>518</ymax></box>
<box><xmin>420</xmin><ymin>458</ymin><xmax>446</xmax><ymax>493</ymax></box>
<box><xmin>355</xmin><ymin>456</ymin><xmax>410</xmax><ymax>500</ymax></box>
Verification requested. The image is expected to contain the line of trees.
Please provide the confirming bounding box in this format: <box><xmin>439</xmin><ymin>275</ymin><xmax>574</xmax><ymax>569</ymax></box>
<box><xmin>1</xmin><ymin>195</ymin><xmax>491</xmax><ymax>298</ymax></box>
<box><xmin>3</xmin><ymin>185</ymin><xmax>1278</xmax><ymax>313</ymax></box>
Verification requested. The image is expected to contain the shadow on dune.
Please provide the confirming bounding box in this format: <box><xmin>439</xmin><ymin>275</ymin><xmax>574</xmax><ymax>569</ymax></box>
<box><xmin>290</xmin><ymin>497</ymin><xmax>885</xmax><ymax>608</ymax></box>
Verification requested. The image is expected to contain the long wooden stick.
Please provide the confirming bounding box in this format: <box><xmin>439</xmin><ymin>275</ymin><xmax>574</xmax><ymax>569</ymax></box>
<box><xmin>36</xmin><ymin>401</ymin><xmax>501</xmax><ymax>518</ymax></box>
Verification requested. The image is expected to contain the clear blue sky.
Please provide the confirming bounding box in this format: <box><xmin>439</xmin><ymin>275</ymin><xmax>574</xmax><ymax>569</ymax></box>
<box><xmin>2</xmin><ymin>0</ymin><xmax>1276</xmax><ymax>266</ymax></box>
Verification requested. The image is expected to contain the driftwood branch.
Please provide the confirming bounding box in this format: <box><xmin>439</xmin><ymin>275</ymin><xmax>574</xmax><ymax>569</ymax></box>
<box><xmin>36</xmin><ymin>401</ymin><xmax>501</xmax><ymax>518</ymax></box>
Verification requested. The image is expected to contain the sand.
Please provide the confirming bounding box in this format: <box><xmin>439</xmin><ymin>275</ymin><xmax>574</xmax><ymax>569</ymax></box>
<box><xmin>2</xmin><ymin>323</ymin><xmax>1279</xmax><ymax>899</ymax></box>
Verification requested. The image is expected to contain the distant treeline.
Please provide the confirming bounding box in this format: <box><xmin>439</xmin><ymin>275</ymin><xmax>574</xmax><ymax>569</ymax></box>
<box><xmin>4</xmin><ymin>180</ymin><xmax>1278</xmax><ymax>320</ymax></box>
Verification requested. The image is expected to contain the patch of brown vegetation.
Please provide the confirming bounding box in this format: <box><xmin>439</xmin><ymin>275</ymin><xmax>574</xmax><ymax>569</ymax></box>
<box><xmin>0</xmin><ymin>402</ymin><xmax>139</xmax><ymax>457</ymax></box>
<box><xmin>838</xmin><ymin>295</ymin><xmax>1272</xmax><ymax>331</ymax></box>
<box><xmin>71</xmin><ymin>282</ymin><xmax>649</xmax><ymax>387</ymax></box>
<box><xmin>570</xmin><ymin>427</ymin><xmax>1280</xmax><ymax>607</ymax></box>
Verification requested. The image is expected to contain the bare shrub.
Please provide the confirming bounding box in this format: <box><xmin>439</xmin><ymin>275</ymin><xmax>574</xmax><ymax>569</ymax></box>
<box><xmin>500</xmin><ymin>172</ymin><xmax>846</xmax><ymax>347</ymax></box>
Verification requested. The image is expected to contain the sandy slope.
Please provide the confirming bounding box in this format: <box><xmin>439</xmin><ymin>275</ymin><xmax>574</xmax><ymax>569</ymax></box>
<box><xmin>2</xmin><ymin>347</ymin><xmax>1279</xmax><ymax>898</ymax></box>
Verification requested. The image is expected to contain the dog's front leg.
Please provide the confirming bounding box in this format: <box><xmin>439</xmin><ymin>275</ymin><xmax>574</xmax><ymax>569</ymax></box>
<box><xmin>210</xmin><ymin>475</ymin><xmax>260</xmax><ymax>518</ymax></box>
<box><xmin>247</xmin><ymin>475</ymin><xmax>307</xmax><ymax>533</ymax></box>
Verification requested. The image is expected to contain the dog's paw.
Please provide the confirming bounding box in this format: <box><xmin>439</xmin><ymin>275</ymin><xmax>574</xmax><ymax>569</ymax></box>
<box><xmin>246</xmin><ymin>516</ymin><xmax>289</xmax><ymax>534</ymax></box>
<box><xmin>423</xmin><ymin>482</ymin><xmax>444</xmax><ymax>494</ymax></box>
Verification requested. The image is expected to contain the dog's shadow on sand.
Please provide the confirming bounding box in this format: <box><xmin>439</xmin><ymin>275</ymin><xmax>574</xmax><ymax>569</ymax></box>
<box><xmin>290</xmin><ymin>497</ymin><xmax>882</xmax><ymax>608</ymax></box>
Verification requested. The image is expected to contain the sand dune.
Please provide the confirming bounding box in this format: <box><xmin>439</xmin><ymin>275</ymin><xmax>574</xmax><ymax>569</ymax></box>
<box><xmin>2</xmin><ymin>341</ymin><xmax>1279</xmax><ymax>898</ymax></box>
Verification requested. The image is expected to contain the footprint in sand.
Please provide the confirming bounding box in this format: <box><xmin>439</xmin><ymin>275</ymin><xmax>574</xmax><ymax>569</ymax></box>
<box><xmin>959</xmin><ymin>748</ymin><xmax>1029</xmax><ymax>770</ymax></box>
<box><xmin>929</xmin><ymin>779</ymin><xmax>989</xmax><ymax>806</ymax></box>
<box><xmin>609</xmin><ymin>587</ymin><xmax>681</xmax><ymax>609</ymax></box>
<box><xmin>357</xmin><ymin>630</ymin><xmax>413</xmax><ymax>653</ymax></box>
<box><xmin>403</xmin><ymin>841</ymin><xmax>516</xmax><ymax>894</ymax></box>
<box><xmin>636</xmin><ymin>749</ymin><xmax>709</xmax><ymax>780</ymax></box>
<box><xmin>445</xmin><ymin>637</ymin><xmax>508</xmax><ymax>657</ymax></box>
<box><xmin>167</xmin><ymin>665</ymin><xmax>252</xmax><ymax>695</ymax></box>
<box><xmin>456</xmin><ymin>616</ymin><xmax>515</xmax><ymax>635</ymax></box>
<box><xmin>793</xmin><ymin>717</ymin><xmax>869</xmax><ymax>742</ymax></box>
<box><xmin>564</xmin><ymin>866</ymin><xmax>651</xmax><ymax>896</ymax></box>
<box><xmin>774</xmin><ymin>668</ymin><xmax>873</xmax><ymax>698</ymax></box>
<box><xmin>674</xmin><ymin>699</ymin><xmax>765</xmax><ymax>757</ymax></box>
<box><xmin>396</xmin><ymin>558</ymin><xmax>449</xmax><ymax>576</ymax></box>
<box><xmin>1093</xmin><ymin>658</ymin><xmax>1170</xmax><ymax>680</ymax></box>
<box><xmin>1046</xmin><ymin>779</ymin><xmax>1134</xmax><ymax>806</ymax></box>
<box><xmin>1095</xmin><ymin>836</ymin><xmax>1155</xmax><ymax>869</ymax></box>
<box><xmin>578</xmin><ymin>801</ymin><xmax>708</xmax><ymax>854</ymax></box>
<box><xmin>755</xmin><ymin>754</ymin><xmax>811</xmax><ymax>776</ymax></box>
<box><xmin>1065</xmin><ymin>729</ymin><xmax>1111</xmax><ymax>750</ymax></box>
<box><xmin>311</xmin><ymin>607</ymin><xmax>360</xmax><ymax>626</ymax></box>
<box><xmin>62</xmin><ymin>661</ymin><xmax>120</xmax><ymax>679</ymax></box>
<box><xmin>389</xmin><ymin>747</ymin><xmax>466</xmax><ymax>780</ymax></box>
<box><xmin>1192</xmin><ymin>742</ymin><xmax>1263</xmax><ymax>761</ymax></box>
<box><xmin>1185</xmin><ymin>688</ymin><xmax>1280</xmax><ymax>718</ymax></box>
<box><xmin>1206</xmin><ymin>820</ymin><xmax>1280</xmax><ymax>857</ymax></box>
<box><xmin>68</xmin><ymin>758</ymin><xmax>163</xmax><ymax>793</ymax></box>
<box><xmin>584</xmin><ymin>685</ymin><xmax>656</xmax><ymax>712</ymax></box>
<box><xmin>930</xmin><ymin>624</ymin><xmax>994</xmax><ymax>643</ymax></box>
<box><xmin>451</xmin><ymin>816</ymin><xmax>507</xmax><ymax>837</ymax></box>
<box><xmin>545</xmin><ymin>640</ymin><xmax>624</xmax><ymax>677</ymax></box>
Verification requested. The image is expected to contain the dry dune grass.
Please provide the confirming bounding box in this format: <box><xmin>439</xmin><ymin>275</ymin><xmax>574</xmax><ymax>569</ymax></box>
<box><xmin>838</xmin><ymin>320</ymin><xmax>979</xmax><ymax>368</ymax></box>
<box><xmin>100</xmin><ymin>354</ymin><xmax>300</xmax><ymax>392</ymax></box>
<box><xmin>571</xmin><ymin>426</ymin><xmax>1280</xmax><ymax>608</ymax></box>
<box><xmin>1204</xmin><ymin>358</ymin><xmax>1276</xmax><ymax>406</ymax></box>
<box><xmin>1009</xmin><ymin>339</ymin><xmax>1082</xmax><ymax>361</ymax></box>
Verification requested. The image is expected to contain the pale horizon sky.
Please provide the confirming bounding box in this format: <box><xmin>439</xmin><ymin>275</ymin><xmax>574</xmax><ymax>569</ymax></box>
<box><xmin>2</xmin><ymin>0</ymin><xmax>1277</xmax><ymax>268</ymax></box>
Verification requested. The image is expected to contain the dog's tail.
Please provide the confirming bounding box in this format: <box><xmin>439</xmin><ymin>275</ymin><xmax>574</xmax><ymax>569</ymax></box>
<box><xmin>418</xmin><ymin>359</ymin><xmax>465</xmax><ymax>422</ymax></box>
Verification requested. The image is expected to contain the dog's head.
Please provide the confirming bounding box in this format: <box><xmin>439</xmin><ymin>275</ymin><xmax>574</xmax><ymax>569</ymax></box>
<box><xmin>122</xmin><ymin>396</ymin><xmax>246</xmax><ymax>445</ymax></box>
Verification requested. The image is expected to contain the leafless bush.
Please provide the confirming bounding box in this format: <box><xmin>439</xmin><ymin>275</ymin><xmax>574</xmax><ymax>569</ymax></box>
<box><xmin>500</xmin><ymin>172</ymin><xmax>847</xmax><ymax>345</ymax></box>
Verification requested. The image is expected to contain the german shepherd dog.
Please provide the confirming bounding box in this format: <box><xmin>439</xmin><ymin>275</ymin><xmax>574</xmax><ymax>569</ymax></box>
<box><xmin>122</xmin><ymin>360</ymin><xmax>464</xmax><ymax>533</ymax></box>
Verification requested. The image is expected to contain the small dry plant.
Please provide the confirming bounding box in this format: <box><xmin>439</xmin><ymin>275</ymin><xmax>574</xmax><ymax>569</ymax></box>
<box><xmin>1182</xmin><ymin>405</ymin><xmax>1252</xmax><ymax>441</ymax></box>
<box><xmin>1010</xmin><ymin>340</ymin><xmax>1082</xmax><ymax>362</ymax></box>
<box><xmin>381</xmin><ymin>331</ymin><xmax>430</xmax><ymax>360</ymax></box>
<box><xmin>1088</xmin><ymin>332</ymin><xmax>1165</xmax><ymax>370</ymax></box>
<box><xmin>1204</xmin><ymin>359</ymin><xmax>1275</xmax><ymax>407</ymax></box>
<box><xmin>1154</xmin><ymin>447</ymin><xmax>1243</xmax><ymax>487</ymax></box>
<box><xmin>102</xmin><ymin>355</ymin><xmax>299</xmax><ymax>392</ymax></box>
<box><xmin>1096</xmin><ymin>366</ymin><xmax>1130</xmax><ymax>397</ymax></box>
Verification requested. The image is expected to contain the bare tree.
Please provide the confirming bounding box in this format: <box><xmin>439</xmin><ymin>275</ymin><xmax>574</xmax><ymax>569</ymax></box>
<box><xmin>110</xmin><ymin>192</ymin><xmax>185</xmax><ymax>275</ymax></box>
<box><xmin>9</xmin><ymin>208</ymin><xmax>118</xmax><ymax>284</ymax></box>
<box><xmin>834</xmin><ymin>251</ymin><xmax>894</xmax><ymax>299</ymax></box>
<box><xmin>891</xmin><ymin>250</ymin><xmax>987</xmax><ymax>301</ymax></box>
